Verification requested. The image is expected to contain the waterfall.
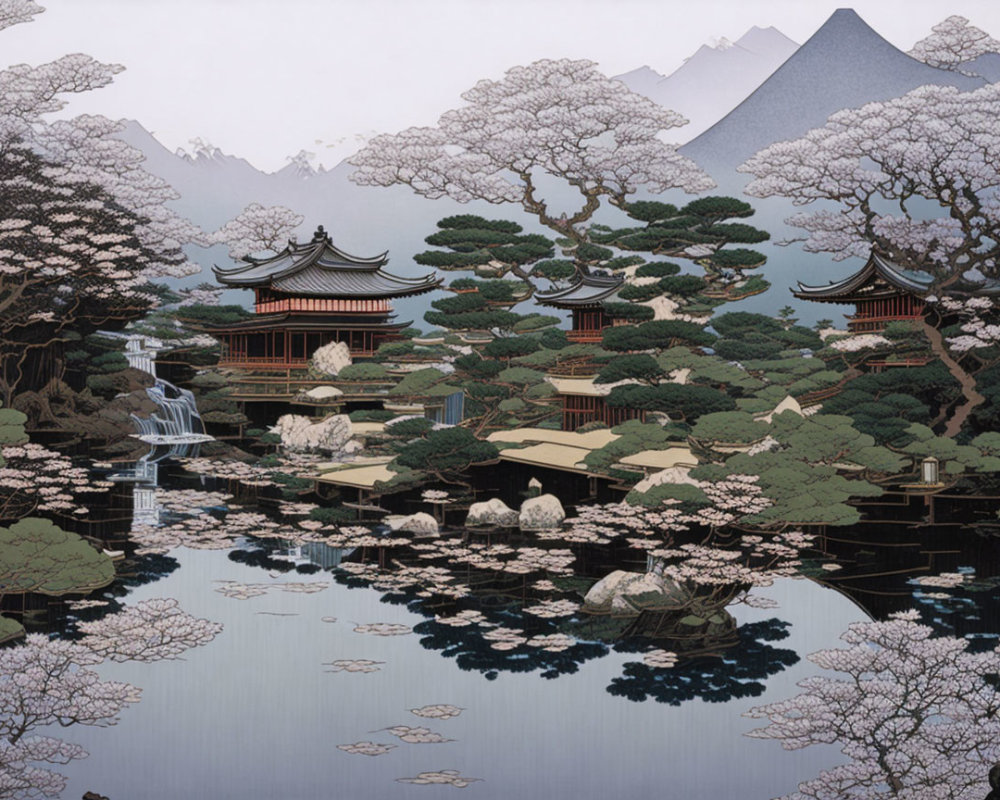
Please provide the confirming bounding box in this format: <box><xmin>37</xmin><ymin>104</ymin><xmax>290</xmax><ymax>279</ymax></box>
<box><xmin>96</xmin><ymin>333</ymin><xmax>214</xmax><ymax>492</ymax></box>
<box><xmin>124</xmin><ymin>335</ymin><xmax>156</xmax><ymax>376</ymax></box>
<box><xmin>119</xmin><ymin>334</ymin><xmax>212</xmax><ymax>447</ymax></box>
<box><xmin>133</xmin><ymin>379</ymin><xmax>211</xmax><ymax>445</ymax></box>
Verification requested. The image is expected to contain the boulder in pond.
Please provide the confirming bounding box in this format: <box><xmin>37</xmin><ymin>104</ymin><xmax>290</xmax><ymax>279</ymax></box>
<box><xmin>519</xmin><ymin>493</ymin><xmax>566</xmax><ymax>530</ymax></box>
<box><xmin>465</xmin><ymin>498</ymin><xmax>519</xmax><ymax>527</ymax></box>
<box><xmin>385</xmin><ymin>512</ymin><xmax>439</xmax><ymax>537</ymax></box>
<box><xmin>583</xmin><ymin>570</ymin><xmax>693</xmax><ymax>616</ymax></box>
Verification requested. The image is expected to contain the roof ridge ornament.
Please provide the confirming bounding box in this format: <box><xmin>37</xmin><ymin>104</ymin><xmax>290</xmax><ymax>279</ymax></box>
<box><xmin>312</xmin><ymin>225</ymin><xmax>329</xmax><ymax>243</ymax></box>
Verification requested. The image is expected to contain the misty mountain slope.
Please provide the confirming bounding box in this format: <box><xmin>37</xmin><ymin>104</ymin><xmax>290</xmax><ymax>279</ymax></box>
<box><xmin>117</xmin><ymin>121</ymin><xmax>574</xmax><ymax>326</ymax></box>
<box><xmin>681</xmin><ymin>8</ymin><xmax>984</xmax><ymax>185</ymax></box>
<box><xmin>615</xmin><ymin>26</ymin><xmax>798</xmax><ymax>143</ymax></box>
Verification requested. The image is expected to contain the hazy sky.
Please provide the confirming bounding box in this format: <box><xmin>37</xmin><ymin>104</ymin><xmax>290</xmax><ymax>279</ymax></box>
<box><xmin>8</xmin><ymin>0</ymin><xmax>1000</xmax><ymax>171</ymax></box>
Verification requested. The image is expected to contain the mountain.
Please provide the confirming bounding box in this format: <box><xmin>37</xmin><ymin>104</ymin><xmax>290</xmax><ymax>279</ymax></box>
<box><xmin>615</xmin><ymin>26</ymin><xmax>799</xmax><ymax>143</ymax></box>
<box><xmin>680</xmin><ymin>8</ymin><xmax>984</xmax><ymax>185</ymax></box>
<box><xmin>118</xmin><ymin>10</ymin><xmax>992</xmax><ymax>329</ymax></box>
<box><xmin>115</xmin><ymin>121</ymin><xmax>537</xmax><ymax>326</ymax></box>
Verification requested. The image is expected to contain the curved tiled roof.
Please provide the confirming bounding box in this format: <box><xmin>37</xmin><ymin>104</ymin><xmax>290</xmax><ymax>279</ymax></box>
<box><xmin>535</xmin><ymin>273</ymin><xmax>624</xmax><ymax>308</ymax></box>
<box><xmin>793</xmin><ymin>251</ymin><xmax>934</xmax><ymax>301</ymax></box>
<box><xmin>213</xmin><ymin>225</ymin><xmax>442</xmax><ymax>298</ymax></box>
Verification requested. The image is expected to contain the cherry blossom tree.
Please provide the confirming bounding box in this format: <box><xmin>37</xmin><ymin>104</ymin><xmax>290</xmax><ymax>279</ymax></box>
<box><xmin>0</xmin><ymin>0</ymin><xmax>205</xmax><ymax>401</ymax></box>
<box><xmin>209</xmin><ymin>203</ymin><xmax>305</xmax><ymax>259</ymax></box>
<box><xmin>0</xmin><ymin>635</ymin><xmax>138</xmax><ymax>799</ymax></box>
<box><xmin>738</xmin><ymin>82</ymin><xmax>1000</xmax><ymax>435</ymax></box>
<box><xmin>746</xmin><ymin>610</ymin><xmax>1000</xmax><ymax>800</ymax></box>
<box><xmin>0</xmin><ymin>141</ymin><xmax>184</xmax><ymax>402</ymax></box>
<box><xmin>0</xmin><ymin>599</ymin><xmax>222</xmax><ymax>798</ymax></box>
<box><xmin>0</xmin><ymin>0</ymin><xmax>41</xmax><ymax>30</ymax></box>
<box><xmin>350</xmin><ymin>59</ymin><xmax>714</xmax><ymax>258</ymax></box>
<box><xmin>908</xmin><ymin>15</ymin><xmax>1000</xmax><ymax>76</ymax></box>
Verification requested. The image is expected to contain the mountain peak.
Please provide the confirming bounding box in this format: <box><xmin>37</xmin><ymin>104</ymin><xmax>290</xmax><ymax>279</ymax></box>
<box><xmin>681</xmin><ymin>8</ymin><xmax>984</xmax><ymax>181</ymax></box>
<box><xmin>614</xmin><ymin>24</ymin><xmax>798</xmax><ymax>144</ymax></box>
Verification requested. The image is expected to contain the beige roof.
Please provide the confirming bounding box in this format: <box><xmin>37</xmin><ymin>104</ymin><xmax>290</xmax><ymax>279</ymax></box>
<box><xmin>314</xmin><ymin>463</ymin><xmax>397</xmax><ymax>489</ymax></box>
<box><xmin>619</xmin><ymin>447</ymin><xmax>698</xmax><ymax>471</ymax></box>
<box><xmin>488</xmin><ymin>427</ymin><xmax>619</xmax><ymax>449</ymax></box>
<box><xmin>313</xmin><ymin>455</ymin><xmax>393</xmax><ymax>471</ymax></box>
<box><xmin>498</xmin><ymin>443</ymin><xmax>594</xmax><ymax>473</ymax></box>
<box><xmin>312</xmin><ymin>456</ymin><xmax>396</xmax><ymax>489</ymax></box>
<box><xmin>546</xmin><ymin>377</ymin><xmax>609</xmax><ymax>396</ymax></box>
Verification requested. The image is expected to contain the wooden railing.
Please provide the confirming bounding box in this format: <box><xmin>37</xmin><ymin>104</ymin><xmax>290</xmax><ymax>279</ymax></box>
<box><xmin>254</xmin><ymin>297</ymin><xmax>391</xmax><ymax>314</ymax></box>
<box><xmin>566</xmin><ymin>331</ymin><xmax>604</xmax><ymax>343</ymax></box>
<box><xmin>866</xmin><ymin>357</ymin><xmax>932</xmax><ymax>372</ymax></box>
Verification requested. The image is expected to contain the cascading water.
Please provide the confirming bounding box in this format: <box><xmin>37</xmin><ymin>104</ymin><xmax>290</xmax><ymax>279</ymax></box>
<box><xmin>134</xmin><ymin>379</ymin><xmax>210</xmax><ymax>445</ymax></box>
<box><xmin>121</xmin><ymin>335</ymin><xmax>212</xmax><ymax>450</ymax></box>
<box><xmin>97</xmin><ymin>335</ymin><xmax>214</xmax><ymax>516</ymax></box>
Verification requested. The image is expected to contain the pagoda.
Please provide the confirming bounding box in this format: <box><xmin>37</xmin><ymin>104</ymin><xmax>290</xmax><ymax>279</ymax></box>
<box><xmin>792</xmin><ymin>250</ymin><xmax>933</xmax><ymax>333</ymax></box>
<box><xmin>207</xmin><ymin>226</ymin><xmax>442</xmax><ymax>368</ymax></box>
<box><xmin>535</xmin><ymin>273</ymin><xmax>624</xmax><ymax>343</ymax></box>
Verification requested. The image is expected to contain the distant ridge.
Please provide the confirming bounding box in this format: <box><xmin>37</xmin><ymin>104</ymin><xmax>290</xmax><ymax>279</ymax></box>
<box><xmin>681</xmin><ymin>8</ymin><xmax>984</xmax><ymax>183</ymax></box>
<box><xmin>615</xmin><ymin>25</ymin><xmax>798</xmax><ymax>143</ymax></box>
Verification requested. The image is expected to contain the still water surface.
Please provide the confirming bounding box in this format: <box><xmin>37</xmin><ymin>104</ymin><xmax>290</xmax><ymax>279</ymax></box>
<box><xmin>50</xmin><ymin>539</ymin><xmax>868</xmax><ymax>800</ymax></box>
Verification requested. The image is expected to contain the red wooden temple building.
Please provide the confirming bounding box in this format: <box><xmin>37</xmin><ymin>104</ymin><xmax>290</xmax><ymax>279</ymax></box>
<box><xmin>792</xmin><ymin>250</ymin><xmax>933</xmax><ymax>333</ymax></box>
<box><xmin>549</xmin><ymin>378</ymin><xmax>645</xmax><ymax>430</ymax></box>
<box><xmin>535</xmin><ymin>273</ymin><xmax>624</xmax><ymax>342</ymax></box>
<box><xmin>207</xmin><ymin>226</ymin><xmax>442</xmax><ymax>369</ymax></box>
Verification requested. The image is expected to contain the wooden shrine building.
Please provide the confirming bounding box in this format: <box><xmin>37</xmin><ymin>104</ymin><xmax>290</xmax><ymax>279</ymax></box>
<box><xmin>207</xmin><ymin>226</ymin><xmax>442</xmax><ymax>369</ymax></box>
<box><xmin>792</xmin><ymin>250</ymin><xmax>933</xmax><ymax>333</ymax></box>
<box><xmin>536</xmin><ymin>273</ymin><xmax>624</xmax><ymax>343</ymax></box>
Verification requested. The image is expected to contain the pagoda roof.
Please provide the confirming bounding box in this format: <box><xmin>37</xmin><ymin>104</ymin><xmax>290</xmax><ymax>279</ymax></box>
<box><xmin>535</xmin><ymin>272</ymin><xmax>624</xmax><ymax>308</ymax></box>
<box><xmin>793</xmin><ymin>251</ymin><xmax>935</xmax><ymax>302</ymax></box>
<box><xmin>213</xmin><ymin>225</ymin><xmax>443</xmax><ymax>298</ymax></box>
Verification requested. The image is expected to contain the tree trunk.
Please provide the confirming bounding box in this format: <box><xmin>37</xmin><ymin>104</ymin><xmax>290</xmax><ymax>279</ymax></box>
<box><xmin>921</xmin><ymin>319</ymin><xmax>985</xmax><ymax>437</ymax></box>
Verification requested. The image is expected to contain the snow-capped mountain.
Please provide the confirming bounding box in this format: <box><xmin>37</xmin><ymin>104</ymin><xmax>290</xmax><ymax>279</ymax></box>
<box><xmin>615</xmin><ymin>26</ymin><xmax>799</xmax><ymax>144</ymax></box>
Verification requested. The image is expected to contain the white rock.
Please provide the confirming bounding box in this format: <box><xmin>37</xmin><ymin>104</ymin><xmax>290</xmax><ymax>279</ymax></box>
<box><xmin>311</xmin><ymin>341</ymin><xmax>352</xmax><ymax>377</ymax></box>
<box><xmin>272</xmin><ymin>414</ymin><xmax>352</xmax><ymax>453</ymax></box>
<box><xmin>583</xmin><ymin>570</ymin><xmax>692</xmax><ymax>616</ymax></box>
<box><xmin>518</xmin><ymin>493</ymin><xmax>566</xmax><ymax>530</ymax></box>
<box><xmin>385</xmin><ymin>512</ymin><xmax>439</xmax><ymax>537</ymax></box>
<box><xmin>465</xmin><ymin>498</ymin><xmax>519</xmax><ymax>527</ymax></box>
<box><xmin>641</xmin><ymin>295</ymin><xmax>704</xmax><ymax>323</ymax></box>
<box><xmin>633</xmin><ymin>466</ymin><xmax>701</xmax><ymax>494</ymax></box>
<box><xmin>304</xmin><ymin>385</ymin><xmax>344</xmax><ymax>400</ymax></box>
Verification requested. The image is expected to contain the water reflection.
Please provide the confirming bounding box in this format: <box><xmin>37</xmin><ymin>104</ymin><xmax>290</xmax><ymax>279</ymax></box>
<box><xmin>608</xmin><ymin>619</ymin><xmax>798</xmax><ymax>705</ymax></box>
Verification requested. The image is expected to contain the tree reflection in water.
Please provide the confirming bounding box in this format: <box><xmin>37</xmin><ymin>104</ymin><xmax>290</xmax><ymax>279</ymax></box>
<box><xmin>608</xmin><ymin>619</ymin><xmax>798</xmax><ymax>704</ymax></box>
<box><xmin>321</xmin><ymin>494</ymin><xmax>813</xmax><ymax>698</ymax></box>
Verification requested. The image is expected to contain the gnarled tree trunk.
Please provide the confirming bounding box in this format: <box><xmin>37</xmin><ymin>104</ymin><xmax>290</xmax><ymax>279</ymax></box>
<box><xmin>921</xmin><ymin>319</ymin><xmax>985</xmax><ymax>437</ymax></box>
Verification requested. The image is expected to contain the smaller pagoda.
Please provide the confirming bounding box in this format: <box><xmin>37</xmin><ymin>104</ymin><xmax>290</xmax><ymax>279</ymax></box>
<box><xmin>535</xmin><ymin>273</ymin><xmax>624</xmax><ymax>343</ymax></box>
<box><xmin>207</xmin><ymin>226</ymin><xmax>442</xmax><ymax>368</ymax></box>
<box><xmin>792</xmin><ymin>251</ymin><xmax>933</xmax><ymax>333</ymax></box>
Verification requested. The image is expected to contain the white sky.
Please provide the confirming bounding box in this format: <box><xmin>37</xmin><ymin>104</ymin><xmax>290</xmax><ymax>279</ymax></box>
<box><xmin>7</xmin><ymin>0</ymin><xmax>1000</xmax><ymax>171</ymax></box>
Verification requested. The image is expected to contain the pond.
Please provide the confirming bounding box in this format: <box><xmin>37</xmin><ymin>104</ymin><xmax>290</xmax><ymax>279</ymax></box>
<box><xmin>29</xmin><ymin>466</ymin><xmax>894</xmax><ymax>800</ymax></box>
<box><xmin>13</xmin><ymin>456</ymin><xmax>1000</xmax><ymax>800</ymax></box>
